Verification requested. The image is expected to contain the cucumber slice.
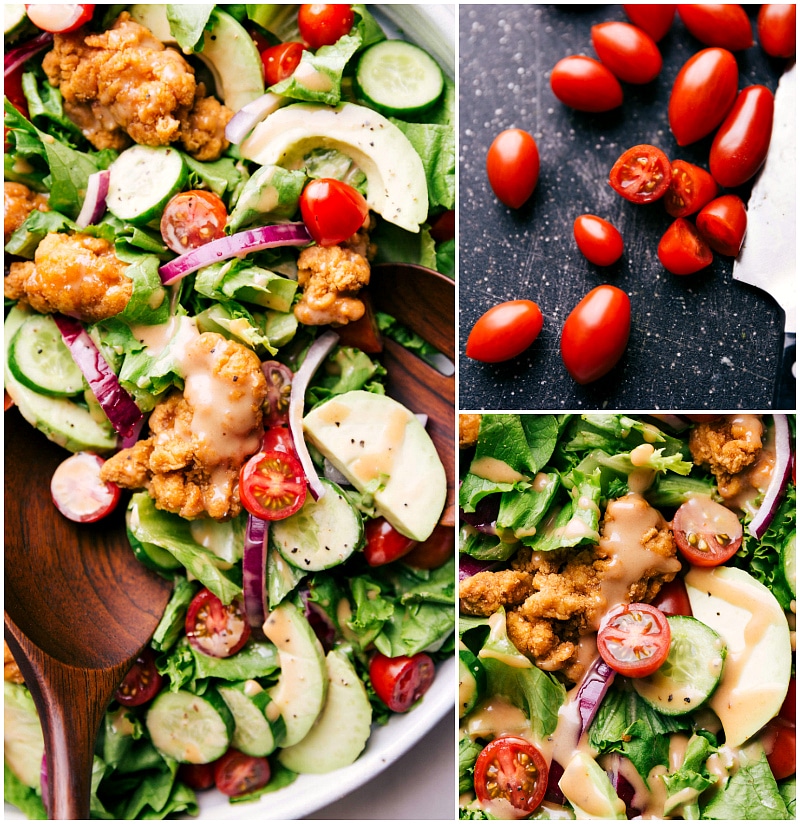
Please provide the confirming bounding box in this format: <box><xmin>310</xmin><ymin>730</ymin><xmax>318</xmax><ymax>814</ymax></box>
<box><xmin>633</xmin><ymin>615</ymin><xmax>726</xmax><ymax>715</ymax></box>
<box><xmin>106</xmin><ymin>145</ymin><xmax>187</xmax><ymax>224</ymax></box>
<box><xmin>354</xmin><ymin>40</ymin><xmax>444</xmax><ymax>117</ymax></box>
<box><xmin>218</xmin><ymin>682</ymin><xmax>286</xmax><ymax>757</ymax></box>
<box><xmin>270</xmin><ymin>478</ymin><xmax>364</xmax><ymax>571</ymax></box>
<box><xmin>8</xmin><ymin>314</ymin><xmax>85</xmax><ymax>396</ymax></box>
<box><xmin>126</xmin><ymin>497</ymin><xmax>183</xmax><ymax>573</ymax></box>
<box><xmin>782</xmin><ymin>530</ymin><xmax>796</xmax><ymax>597</ymax></box>
<box><xmin>458</xmin><ymin>649</ymin><xmax>486</xmax><ymax>718</ymax></box>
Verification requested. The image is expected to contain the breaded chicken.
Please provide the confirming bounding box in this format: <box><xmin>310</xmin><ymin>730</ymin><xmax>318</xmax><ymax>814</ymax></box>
<box><xmin>4</xmin><ymin>641</ymin><xmax>24</xmax><ymax>685</ymax></box>
<box><xmin>42</xmin><ymin>13</ymin><xmax>231</xmax><ymax>160</ymax></box>
<box><xmin>690</xmin><ymin>415</ymin><xmax>763</xmax><ymax>484</ymax></box>
<box><xmin>4</xmin><ymin>182</ymin><xmax>49</xmax><ymax>243</ymax></box>
<box><xmin>5</xmin><ymin>232</ymin><xmax>132</xmax><ymax>322</ymax></box>
<box><xmin>459</xmin><ymin>414</ymin><xmax>481</xmax><ymax>449</ymax></box>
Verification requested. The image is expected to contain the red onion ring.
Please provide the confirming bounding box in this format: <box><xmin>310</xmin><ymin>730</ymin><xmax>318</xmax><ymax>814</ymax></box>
<box><xmin>748</xmin><ymin>413</ymin><xmax>792</xmax><ymax>539</ymax></box>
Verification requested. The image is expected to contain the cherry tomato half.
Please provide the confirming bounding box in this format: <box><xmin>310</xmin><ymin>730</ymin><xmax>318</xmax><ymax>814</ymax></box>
<box><xmin>591</xmin><ymin>22</ymin><xmax>663</xmax><ymax>85</ymax></box>
<box><xmin>696</xmin><ymin>194</ymin><xmax>747</xmax><ymax>257</ymax></box>
<box><xmin>402</xmin><ymin>522</ymin><xmax>455</xmax><ymax>570</ymax></box>
<box><xmin>597</xmin><ymin>602</ymin><xmax>672</xmax><ymax>678</ymax></box>
<box><xmin>178</xmin><ymin>762</ymin><xmax>216</xmax><ymax>791</ymax></box>
<box><xmin>677</xmin><ymin>4</ymin><xmax>754</xmax><ymax>51</ymax></box>
<box><xmin>763</xmin><ymin>719</ymin><xmax>796</xmax><ymax>780</ymax></box>
<box><xmin>486</xmin><ymin>129</ymin><xmax>540</xmax><ymax>209</ymax></box>
<box><xmin>261</xmin><ymin>361</ymin><xmax>293</xmax><ymax>427</ymax></box>
<box><xmin>709</xmin><ymin>85</ymin><xmax>774</xmax><ymax>189</ymax></box>
<box><xmin>160</xmin><ymin>190</ymin><xmax>228</xmax><ymax>255</ymax></box>
<box><xmin>758</xmin><ymin>4</ymin><xmax>796</xmax><ymax>58</ymax></box>
<box><xmin>261</xmin><ymin>41</ymin><xmax>305</xmax><ymax>86</ymax></box>
<box><xmin>672</xmin><ymin>496</ymin><xmax>743</xmax><ymax>566</ymax></box>
<box><xmin>650</xmin><ymin>577</ymin><xmax>693</xmax><ymax>617</ymax></box>
<box><xmin>550</xmin><ymin>55</ymin><xmax>623</xmax><ymax>113</ymax></box>
<box><xmin>573</xmin><ymin>214</ymin><xmax>624</xmax><ymax>267</ymax></box>
<box><xmin>298</xmin><ymin>4</ymin><xmax>354</xmax><ymax>50</ymax></box>
<box><xmin>664</xmin><ymin>160</ymin><xmax>719</xmax><ymax>219</ymax></box>
<box><xmin>239</xmin><ymin>448</ymin><xmax>307</xmax><ymax>521</ymax></box>
<box><xmin>465</xmin><ymin>300</ymin><xmax>544</xmax><ymax>363</ymax></box>
<box><xmin>668</xmin><ymin>48</ymin><xmax>739</xmax><ymax>146</ymax></box>
<box><xmin>300</xmin><ymin>178</ymin><xmax>369</xmax><ymax>247</ymax></box>
<box><xmin>50</xmin><ymin>452</ymin><xmax>120</xmax><ymax>523</ymax></box>
<box><xmin>185</xmin><ymin>588</ymin><xmax>251</xmax><ymax>658</ymax></box>
<box><xmin>363</xmin><ymin>517</ymin><xmax>417</xmax><ymax>566</ymax></box>
<box><xmin>622</xmin><ymin>5</ymin><xmax>676</xmax><ymax>42</ymax></box>
<box><xmin>657</xmin><ymin>218</ymin><xmax>713</xmax><ymax>276</ymax></box>
<box><xmin>473</xmin><ymin>736</ymin><xmax>549</xmax><ymax>816</ymax></box>
<box><xmin>25</xmin><ymin>3</ymin><xmax>94</xmax><ymax>33</ymax></box>
<box><xmin>115</xmin><ymin>647</ymin><xmax>163</xmax><ymax>707</ymax></box>
<box><xmin>369</xmin><ymin>652</ymin><xmax>435</xmax><ymax>713</ymax></box>
<box><xmin>560</xmin><ymin>285</ymin><xmax>631</xmax><ymax>384</ymax></box>
<box><xmin>609</xmin><ymin>144</ymin><xmax>671</xmax><ymax>204</ymax></box>
<box><xmin>262</xmin><ymin>425</ymin><xmax>295</xmax><ymax>454</ymax></box>
<box><xmin>213</xmin><ymin>748</ymin><xmax>271</xmax><ymax>797</ymax></box>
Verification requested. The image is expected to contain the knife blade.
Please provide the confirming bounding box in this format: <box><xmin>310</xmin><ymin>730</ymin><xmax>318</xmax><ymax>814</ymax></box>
<box><xmin>732</xmin><ymin>62</ymin><xmax>796</xmax><ymax>409</ymax></box>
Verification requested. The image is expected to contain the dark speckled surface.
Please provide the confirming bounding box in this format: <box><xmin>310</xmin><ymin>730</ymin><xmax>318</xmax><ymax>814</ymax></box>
<box><xmin>458</xmin><ymin>4</ymin><xmax>793</xmax><ymax>411</ymax></box>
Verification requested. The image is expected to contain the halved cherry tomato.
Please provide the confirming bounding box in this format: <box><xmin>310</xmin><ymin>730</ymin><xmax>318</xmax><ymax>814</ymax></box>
<box><xmin>363</xmin><ymin>517</ymin><xmax>417</xmax><ymax>566</ymax></box>
<box><xmin>763</xmin><ymin>719</ymin><xmax>796</xmax><ymax>780</ymax></box>
<box><xmin>261</xmin><ymin>41</ymin><xmax>305</xmax><ymax>86</ymax></box>
<box><xmin>486</xmin><ymin>129</ymin><xmax>540</xmax><ymax>209</ymax></box>
<box><xmin>597</xmin><ymin>602</ymin><xmax>672</xmax><ymax>677</ymax></box>
<box><xmin>114</xmin><ymin>647</ymin><xmax>163</xmax><ymax>707</ymax></box>
<box><xmin>591</xmin><ymin>22</ymin><xmax>663</xmax><ymax>84</ymax></box>
<box><xmin>4</xmin><ymin>391</ymin><xmax>15</xmax><ymax>412</ymax></box>
<box><xmin>465</xmin><ymin>300</ymin><xmax>544</xmax><ymax>363</ymax></box>
<box><xmin>213</xmin><ymin>748</ymin><xmax>271</xmax><ymax>797</ymax></box>
<box><xmin>573</xmin><ymin>214</ymin><xmax>624</xmax><ymax>266</ymax></box>
<box><xmin>185</xmin><ymin>588</ymin><xmax>251</xmax><ymax>658</ymax></box>
<box><xmin>549</xmin><ymin>55</ymin><xmax>623</xmax><ymax>113</ymax></box>
<box><xmin>560</xmin><ymin>285</ymin><xmax>631</xmax><ymax>384</ymax></box>
<box><xmin>369</xmin><ymin>652</ymin><xmax>435</xmax><ymax>713</ymax></box>
<box><xmin>677</xmin><ymin>4</ymin><xmax>754</xmax><ymax>51</ymax></box>
<box><xmin>651</xmin><ymin>577</ymin><xmax>693</xmax><ymax>617</ymax></box>
<box><xmin>758</xmin><ymin>4</ymin><xmax>796</xmax><ymax>58</ymax></box>
<box><xmin>474</xmin><ymin>736</ymin><xmax>549</xmax><ymax>816</ymax></box>
<box><xmin>160</xmin><ymin>190</ymin><xmax>228</xmax><ymax>255</ymax></box>
<box><xmin>709</xmin><ymin>85</ymin><xmax>774</xmax><ymax>189</ymax></box>
<box><xmin>696</xmin><ymin>194</ymin><xmax>747</xmax><ymax>257</ymax></box>
<box><xmin>25</xmin><ymin>4</ymin><xmax>94</xmax><ymax>33</ymax></box>
<box><xmin>261</xmin><ymin>361</ymin><xmax>293</xmax><ymax>427</ymax></box>
<box><xmin>50</xmin><ymin>452</ymin><xmax>120</xmax><ymax>523</ymax></box>
<box><xmin>609</xmin><ymin>144</ymin><xmax>671</xmax><ymax>204</ymax></box>
<box><xmin>657</xmin><ymin>218</ymin><xmax>713</xmax><ymax>276</ymax></box>
<box><xmin>239</xmin><ymin>448</ymin><xmax>307</xmax><ymax>521</ymax></box>
<box><xmin>402</xmin><ymin>523</ymin><xmax>455</xmax><ymax>570</ymax></box>
<box><xmin>668</xmin><ymin>48</ymin><xmax>739</xmax><ymax>146</ymax></box>
<box><xmin>622</xmin><ymin>4</ymin><xmax>676</xmax><ymax>41</ymax></box>
<box><xmin>297</xmin><ymin>4</ymin><xmax>354</xmax><ymax>50</ymax></box>
<box><xmin>672</xmin><ymin>496</ymin><xmax>743</xmax><ymax>566</ymax></box>
<box><xmin>262</xmin><ymin>425</ymin><xmax>295</xmax><ymax>454</ymax></box>
<box><xmin>299</xmin><ymin>178</ymin><xmax>369</xmax><ymax>247</ymax></box>
<box><xmin>664</xmin><ymin>160</ymin><xmax>718</xmax><ymax>219</ymax></box>
<box><xmin>178</xmin><ymin>763</ymin><xmax>216</xmax><ymax>791</ymax></box>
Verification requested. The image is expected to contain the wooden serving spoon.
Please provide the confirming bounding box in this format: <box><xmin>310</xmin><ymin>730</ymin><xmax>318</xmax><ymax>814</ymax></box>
<box><xmin>4</xmin><ymin>408</ymin><xmax>173</xmax><ymax>820</ymax></box>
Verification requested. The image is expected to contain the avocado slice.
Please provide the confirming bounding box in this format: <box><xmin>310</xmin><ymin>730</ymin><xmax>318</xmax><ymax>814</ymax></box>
<box><xmin>558</xmin><ymin>751</ymin><xmax>627</xmax><ymax>820</ymax></box>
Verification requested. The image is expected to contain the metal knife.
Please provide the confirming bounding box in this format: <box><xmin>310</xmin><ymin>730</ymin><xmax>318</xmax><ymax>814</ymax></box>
<box><xmin>732</xmin><ymin>62</ymin><xmax>796</xmax><ymax>409</ymax></box>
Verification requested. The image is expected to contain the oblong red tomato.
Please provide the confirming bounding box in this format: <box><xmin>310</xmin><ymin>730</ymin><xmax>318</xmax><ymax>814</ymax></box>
<box><xmin>758</xmin><ymin>4</ymin><xmax>796</xmax><ymax>58</ymax></box>
<box><xmin>668</xmin><ymin>48</ymin><xmax>739</xmax><ymax>146</ymax></box>
<box><xmin>591</xmin><ymin>22</ymin><xmax>662</xmax><ymax>84</ymax></box>
<box><xmin>658</xmin><ymin>218</ymin><xmax>713</xmax><ymax>275</ymax></box>
<box><xmin>664</xmin><ymin>160</ymin><xmax>719</xmax><ymax>218</ymax></box>
<box><xmin>486</xmin><ymin>129</ymin><xmax>540</xmax><ymax>208</ymax></box>
<box><xmin>466</xmin><ymin>300</ymin><xmax>544</xmax><ymax>363</ymax></box>
<box><xmin>709</xmin><ymin>85</ymin><xmax>775</xmax><ymax>188</ymax></box>
<box><xmin>623</xmin><ymin>4</ymin><xmax>676</xmax><ymax>41</ymax></box>
<box><xmin>550</xmin><ymin>55</ymin><xmax>623</xmax><ymax>113</ymax></box>
<box><xmin>573</xmin><ymin>214</ymin><xmax>624</xmax><ymax>266</ymax></box>
<box><xmin>677</xmin><ymin>4</ymin><xmax>754</xmax><ymax>51</ymax></box>
<box><xmin>696</xmin><ymin>194</ymin><xmax>747</xmax><ymax>257</ymax></box>
<box><xmin>560</xmin><ymin>285</ymin><xmax>631</xmax><ymax>384</ymax></box>
<box><xmin>609</xmin><ymin>144</ymin><xmax>672</xmax><ymax>204</ymax></box>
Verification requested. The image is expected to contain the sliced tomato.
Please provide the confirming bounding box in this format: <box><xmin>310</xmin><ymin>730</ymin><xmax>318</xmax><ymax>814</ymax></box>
<box><xmin>25</xmin><ymin>4</ymin><xmax>94</xmax><ymax>33</ymax></box>
<box><xmin>597</xmin><ymin>602</ymin><xmax>672</xmax><ymax>677</ymax></box>
<box><xmin>466</xmin><ymin>300</ymin><xmax>544</xmax><ymax>363</ymax></box>
<box><xmin>261</xmin><ymin>41</ymin><xmax>305</xmax><ymax>86</ymax></box>
<box><xmin>185</xmin><ymin>588</ymin><xmax>251</xmax><ymax>658</ymax></box>
<box><xmin>160</xmin><ymin>190</ymin><xmax>228</xmax><ymax>255</ymax></box>
<box><xmin>657</xmin><ymin>218</ymin><xmax>713</xmax><ymax>276</ymax></box>
<box><xmin>486</xmin><ymin>128</ymin><xmax>540</xmax><ymax>208</ymax></box>
<box><xmin>622</xmin><ymin>4</ymin><xmax>676</xmax><ymax>42</ymax></box>
<box><xmin>369</xmin><ymin>652</ymin><xmax>435</xmax><ymax>713</ymax></box>
<box><xmin>178</xmin><ymin>762</ymin><xmax>216</xmax><ymax>791</ymax></box>
<box><xmin>50</xmin><ymin>452</ymin><xmax>120</xmax><ymax>523</ymax></box>
<box><xmin>473</xmin><ymin>736</ymin><xmax>549</xmax><ymax>816</ymax></box>
<box><xmin>677</xmin><ymin>4</ymin><xmax>754</xmax><ymax>51</ymax></box>
<box><xmin>239</xmin><ymin>448</ymin><xmax>307</xmax><ymax>521</ymax></box>
<box><xmin>402</xmin><ymin>523</ymin><xmax>455</xmax><ymax>570</ymax></box>
<box><xmin>550</xmin><ymin>55</ymin><xmax>623</xmax><ymax>113</ymax></box>
<box><xmin>261</xmin><ymin>425</ymin><xmax>295</xmax><ymax>454</ymax></box>
<box><xmin>672</xmin><ymin>497</ymin><xmax>743</xmax><ymax>566</ymax></box>
<box><xmin>213</xmin><ymin>749</ymin><xmax>271</xmax><ymax>797</ymax></box>
<box><xmin>363</xmin><ymin>517</ymin><xmax>417</xmax><ymax>566</ymax></box>
<box><xmin>763</xmin><ymin>719</ymin><xmax>796</xmax><ymax>780</ymax></box>
<box><xmin>696</xmin><ymin>194</ymin><xmax>747</xmax><ymax>257</ymax></box>
<box><xmin>573</xmin><ymin>214</ymin><xmax>624</xmax><ymax>267</ymax></box>
<box><xmin>664</xmin><ymin>160</ymin><xmax>719</xmax><ymax>219</ymax></box>
<box><xmin>114</xmin><ymin>647</ymin><xmax>163</xmax><ymax>707</ymax></box>
<box><xmin>758</xmin><ymin>4</ymin><xmax>796</xmax><ymax>58</ymax></box>
<box><xmin>651</xmin><ymin>577</ymin><xmax>693</xmax><ymax>617</ymax></box>
<box><xmin>591</xmin><ymin>21</ymin><xmax>663</xmax><ymax>85</ymax></box>
<box><xmin>300</xmin><ymin>178</ymin><xmax>369</xmax><ymax>246</ymax></box>
<box><xmin>297</xmin><ymin>4</ymin><xmax>354</xmax><ymax>50</ymax></box>
<box><xmin>609</xmin><ymin>144</ymin><xmax>671</xmax><ymax>204</ymax></box>
<box><xmin>261</xmin><ymin>361</ymin><xmax>293</xmax><ymax>427</ymax></box>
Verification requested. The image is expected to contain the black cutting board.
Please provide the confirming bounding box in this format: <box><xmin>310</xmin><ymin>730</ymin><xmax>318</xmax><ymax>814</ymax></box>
<box><xmin>458</xmin><ymin>4</ymin><xmax>792</xmax><ymax>411</ymax></box>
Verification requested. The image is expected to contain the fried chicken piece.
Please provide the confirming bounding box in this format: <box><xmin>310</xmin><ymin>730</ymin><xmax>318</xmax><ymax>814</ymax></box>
<box><xmin>4</xmin><ymin>182</ymin><xmax>49</xmax><ymax>243</ymax></box>
<box><xmin>460</xmin><ymin>569</ymin><xmax>534</xmax><ymax>615</ymax></box>
<box><xmin>459</xmin><ymin>414</ymin><xmax>481</xmax><ymax>449</ymax></box>
<box><xmin>5</xmin><ymin>232</ymin><xmax>132</xmax><ymax>322</ymax></box>
<box><xmin>4</xmin><ymin>641</ymin><xmax>24</xmax><ymax>685</ymax></box>
<box><xmin>42</xmin><ymin>13</ymin><xmax>231</xmax><ymax>160</ymax></box>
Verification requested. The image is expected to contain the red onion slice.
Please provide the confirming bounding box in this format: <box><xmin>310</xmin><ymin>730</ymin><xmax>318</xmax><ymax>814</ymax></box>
<box><xmin>575</xmin><ymin>656</ymin><xmax>616</xmax><ymax>739</ymax></box>
<box><xmin>225</xmin><ymin>92</ymin><xmax>287</xmax><ymax>145</ymax></box>
<box><xmin>243</xmin><ymin>514</ymin><xmax>268</xmax><ymax>633</ymax></box>
<box><xmin>748</xmin><ymin>413</ymin><xmax>792</xmax><ymax>539</ymax></box>
<box><xmin>75</xmin><ymin>169</ymin><xmax>109</xmax><ymax>228</ymax></box>
<box><xmin>458</xmin><ymin>554</ymin><xmax>500</xmax><ymax>581</ymax></box>
<box><xmin>4</xmin><ymin>32</ymin><xmax>53</xmax><ymax>77</ymax></box>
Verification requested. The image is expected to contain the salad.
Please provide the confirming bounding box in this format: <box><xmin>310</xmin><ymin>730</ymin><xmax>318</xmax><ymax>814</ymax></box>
<box><xmin>4</xmin><ymin>3</ymin><xmax>455</xmax><ymax>819</ymax></box>
<box><xmin>458</xmin><ymin>412</ymin><xmax>796</xmax><ymax>820</ymax></box>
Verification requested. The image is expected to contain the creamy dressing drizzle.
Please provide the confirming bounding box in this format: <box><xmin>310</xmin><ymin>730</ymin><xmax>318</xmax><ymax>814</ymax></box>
<box><xmin>469</xmin><ymin>456</ymin><xmax>528</xmax><ymax>485</ymax></box>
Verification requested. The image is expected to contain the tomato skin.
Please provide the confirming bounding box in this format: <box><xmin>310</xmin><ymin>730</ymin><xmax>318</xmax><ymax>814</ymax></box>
<box><xmin>573</xmin><ymin>214</ymin><xmax>624</xmax><ymax>266</ymax></box>
<box><xmin>213</xmin><ymin>749</ymin><xmax>271</xmax><ymax>797</ymax></box>
<box><xmin>758</xmin><ymin>4</ymin><xmax>796</xmax><ymax>58</ymax></box>
<box><xmin>657</xmin><ymin>218</ymin><xmax>713</xmax><ymax>276</ymax></box>
<box><xmin>402</xmin><ymin>523</ymin><xmax>454</xmax><ymax>570</ymax></box>
<box><xmin>363</xmin><ymin>517</ymin><xmax>417</xmax><ymax>566</ymax></box>
<box><xmin>560</xmin><ymin>285</ymin><xmax>631</xmax><ymax>385</ymax></box>
<box><xmin>261</xmin><ymin>425</ymin><xmax>295</xmax><ymax>454</ymax></box>
<box><xmin>672</xmin><ymin>496</ymin><xmax>743</xmax><ymax>566</ymax></box>
<box><xmin>622</xmin><ymin>4</ymin><xmax>676</xmax><ymax>41</ymax></box>
<box><xmin>597</xmin><ymin>602</ymin><xmax>672</xmax><ymax>678</ymax></box>
<box><xmin>677</xmin><ymin>4</ymin><xmax>754</xmax><ymax>51</ymax></box>
<box><xmin>261</xmin><ymin>41</ymin><xmax>305</xmax><ymax>86</ymax></box>
<box><xmin>486</xmin><ymin>129</ymin><xmax>540</xmax><ymax>209</ymax></box>
<box><xmin>550</xmin><ymin>55</ymin><xmax>623</xmax><ymax>113</ymax></box>
<box><xmin>591</xmin><ymin>22</ymin><xmax>663</xmax><ymax>85</ymax></box>
<box><xmin>369</xmin><ymin>652</ymin><xmax>435</xmax><ymax>713</ymax></box>
<box><xmin>664</xmin><ymin>160</ymin><xmax>719</xmax><ymax>219</ymax></box>
<box><xmin>50</xmin><ymin>452</ymin><xmax>121</xmax><ymax>524</ymax></box>
<box><xmin>696</xmin><ymin>194</ymin><xmax>747</xmax><ymax>257</ymax></box>
<box><xmin>178</xmin><ymin>762</ymin><xmax>216</xmax><ymax>791</ymax></box>
<box><xmin>668</xmin><ymin>48</ymin><xmax>739</xmax><ymax>146</ymax></box>
<box><xmin>780</xmin><ymin>677</ymin><xmax>796</xmax><ymax>725</ymax></box>
<box><xmin>114</xmin><ymin>648</ymin><xmax>163</xmax><ymax>707</ymax></box>
<box><xmin>160</xmin><ymin>190</ymin><xmax>228</xmax><ymax>255</ymax></box>
<box><xmin>299</xmin><ymin>178</ymin><xmax>369</xmax><ymax>247</ymax></box>
<box><xmin>24</xmin><ymin>4</ymin><xmax>94</xmax><ymax>33</ymax></box>
<box><xmin>609</xmin><ymin>144</ymin><xmax>672</xmax><ymax>204</ymax></box>
<box><xmin>650</xmin><ymin>577</ymin><xmax>693</xmax><ymax>617</ymax></box>
<box><xmin>709</xmin><ymin>85</ymin><xmax>775</xmax><ymax>189</ymax></box>
<box><xmin>465</xmin><ymin>300</ymin><xmax>544</xmax><ymax>363</ymax></box>
<box><xmin>298</xmin><ymin>4</ymin><xmax>354</xmax><ymax>50</ymax></box>
<box><xmin>239</xmin><ymin>448</ymin><xmax>307</xmax><ymax>521</ymax></box>
<box><xmin>474</xmin><ymin>736</ymin><xmax>549</xmax><ymax>816</ymax></box>
<box><xmin>185</xmin><ymin>589</ymin><xmax>251</xmax><ymax>658</ymax></box>
<box><xmin>763</xmin><ymin>720</ymin><xmax>796</xmax><ymax>780</ymax></box>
